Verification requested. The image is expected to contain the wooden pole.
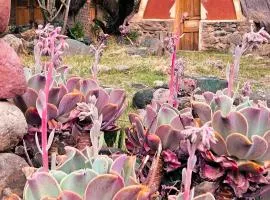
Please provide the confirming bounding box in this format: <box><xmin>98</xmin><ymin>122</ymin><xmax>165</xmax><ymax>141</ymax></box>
<box><xmin>174</xmin><ymin>0</ymin><xmax>181</xmax><ymax>49</ymax></box>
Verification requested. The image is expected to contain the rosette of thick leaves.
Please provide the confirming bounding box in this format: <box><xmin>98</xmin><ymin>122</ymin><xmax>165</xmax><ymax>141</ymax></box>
<box><xmin>23</xmin><ymin>147</ymin><xmax>151</xmax><ymax>200</ymax></box>
<box><xmin>14</xmin><ymin>74</ymin><xmax>86</xmax><ymax>129</ymax></box>
<box><xmin>14</xmin><ymin>75</ymin><xmax>126</xmax><ymax>132</ymax></box>
<box><xmin>67</xmin><ymin>77</ymin><xmax>127</xmax><ymax>131</ymax></box>
<box><xmin>126</xmin><ymin>103</ymin><xmax>195</xmax><ymax>153</ymax></box>
<box><xmin>192</xmin><ymin>93</ymin><xmax>270</xmax><ymax>167</ymax></box>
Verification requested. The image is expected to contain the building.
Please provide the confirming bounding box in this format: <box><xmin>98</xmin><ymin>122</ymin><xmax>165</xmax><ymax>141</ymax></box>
<box><xmin>129</xmin><ymin>0</ymin><xmax>253</xmax><ymax>51</ymax></box>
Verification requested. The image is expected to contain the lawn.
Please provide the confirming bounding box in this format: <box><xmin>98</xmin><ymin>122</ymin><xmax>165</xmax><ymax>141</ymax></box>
<box><xmin>22</xmin><ymin>39</ymin><xmax>270</xmax><ymax>127</ymax></box>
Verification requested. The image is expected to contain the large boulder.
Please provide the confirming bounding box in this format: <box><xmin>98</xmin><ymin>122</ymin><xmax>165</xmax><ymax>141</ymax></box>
<box><xmin>0</xmin><ymin>101</ymin><xmax>27</xmax><ymax>151</ymax></box>
<box><xmin>0</xmin><ymin>153</ymin><xmax>28</xmax><ymax>198</ymax></box>
<box><xmin>2</xmin><ymin>34</ymin><xmax>26</xmax><ymax>54</ymax></box>
<box><xmin>0</xmin><ymin>0</ymin><xmax>10</xmax><ymax>34</ymax></box>
<box><xmin>63</xmin><ymin>39</ymin><xmax>91</xmax><ymax>55</ymax></box>
<box><xmin>0</xmin><ymin>39</ymin><xmax>27</xmax><ymax>99</ymax></box>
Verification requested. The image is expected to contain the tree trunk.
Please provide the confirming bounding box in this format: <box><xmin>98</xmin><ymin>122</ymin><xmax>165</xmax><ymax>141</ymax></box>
<box><xmin>61</xmin><ymin>0</ymin><xmax>71</xmax><ymax>34</ymax></box>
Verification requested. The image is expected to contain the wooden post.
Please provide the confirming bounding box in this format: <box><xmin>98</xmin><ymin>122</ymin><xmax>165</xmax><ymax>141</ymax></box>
<box><xmin>174</xmin><ymin>0</ymin><xmax>181</xmax><ymax>49</ymax></box>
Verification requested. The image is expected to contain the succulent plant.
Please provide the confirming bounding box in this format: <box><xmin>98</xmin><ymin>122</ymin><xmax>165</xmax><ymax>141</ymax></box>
<box><xmin>126</xmin><ymin>102</ymin><xmax>195</xmax><ymax>155</ymax></box>
<box><xmin>23</xmin><ymin>146</ymin><xmax>154</xmax><ymax>200</ymax></box>
<box><xmin>192</xmin><ymin>93</ymin><xmax>270</xmax><ymax>165</ymax></box>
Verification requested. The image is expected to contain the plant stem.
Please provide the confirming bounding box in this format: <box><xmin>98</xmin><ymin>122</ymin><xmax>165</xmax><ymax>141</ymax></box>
<box><xmin>169</xmin><ymin>46</ymin><xmax>177</xmax><ymax>107</ymax></box>
<box><xmin>227</xmin><ymin>63</ymin><xmax>234</xmax><ymax>97</ymax></box>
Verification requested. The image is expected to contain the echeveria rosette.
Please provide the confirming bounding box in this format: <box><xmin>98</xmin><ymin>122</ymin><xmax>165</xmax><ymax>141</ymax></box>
<box><xmin>67</xmin><ymin>76</ymin><xmax>127</xmax><ymax>132</ymax></box>
<box><xmin>126</xmin><ymin>103</ymin><xmax>194</xmax><ymax>154</ymax></box>
<box><xmin>192</xmin><ymin>94</ymin><xmax>270</xmax><ymax>170</ymax></box>
<box><xmin>23</xmin><ymin>146</ymin><xmax>151</xmax><ymax>200</ymax></box>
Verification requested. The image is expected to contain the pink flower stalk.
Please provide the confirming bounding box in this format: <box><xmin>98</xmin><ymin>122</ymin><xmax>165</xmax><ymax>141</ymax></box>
<box><xmin>41</xmin><ymin>62</ymin><xmax>53</xmax><ymax>171</ymax></box>
<box><xmin>36</xmin><ymin>24</ymin><xmax>67</xmax><ymax>171</ymax></box>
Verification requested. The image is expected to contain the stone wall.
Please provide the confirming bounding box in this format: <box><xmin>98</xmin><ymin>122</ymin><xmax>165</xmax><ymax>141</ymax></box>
<box><xmin>199</xmin><ymin>20</ymin><xmax>252</xmax><ymax>51</ymax></box>
<box><xmin>129</xmin><ymin>20</ymin><xmax>173</xmax><ymax>42</ymax></box>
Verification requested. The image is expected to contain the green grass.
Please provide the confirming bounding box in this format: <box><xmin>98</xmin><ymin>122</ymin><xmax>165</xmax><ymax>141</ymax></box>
<box><xmin>22</xmin><ymin>40</ymin><xmax>270</xmax><ymax>128</ymax></box>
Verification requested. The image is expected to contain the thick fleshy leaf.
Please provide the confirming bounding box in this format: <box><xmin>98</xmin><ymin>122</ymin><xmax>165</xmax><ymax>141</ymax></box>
<box><xmin>66</xmin><ymin>77</ymin><xmax>81</xmax><ymax>92</ymax></box>
<box><xmin>210</xmin><ymin>132</ymin><xmax>228</xmax><ymax>156</ymax></box>
<box><xmin>146</xmin><ymin>134</ymin><xmax>161</xmax><ymax>151</ymax></box>
<box><xmin>91</xmin><ymin>89</ymin><xmax>110</xmax><ymax>111</ymax></box>
<box><xmin>56</xmin><ymin>147</ymin><xmax>88</xmax><ymax>173</ymax></box>
<box><xmin>28</xmin><ymin>74</ymin><xmax>46</xmax><ymax>91</ymax></box>
<box><xmin>47</xmin><ymin>103</ymin><xmax>58</xmax><ymax>119</ymax></box>
<box><xmin>112</xmin><ymin>185</ymin><xmax>149</xmax><ymax>200</ymax></box>
<box><xmin>226</xmin><ymin>133</ymin><xmax>268</xmax><ymax>160</ymax></box>
<box><xmin>57</xmin><ymin>191</ymin><xmax>82</xmax><ymax>200</ymax></box>
<box><xmin>110</xmin><ymin>154</ymin><xmax>127</xmax><ymax>175</ymax></box>
<box><xmin>92</xmin><ymin>156</ymin><xmax>111</xmax><ymax>174</ymax></box>
<box><xmin>21</xmin><ymin>88</ymin><xmax>39</xmax><ymax>108</ymax></box>
<box><xmin>157</xmin><ymin>104</ymin><xmax>179</xmax><ymax>127</ymax></box>
<box><xmin>36</xmin><ymin>90</ymin><xmax>46</xmax><ymax>118</ymax></box>
<box><xmin>212</xmin><ymin>111</ymin><xmax>248</xmax><ymax>139</ymax></box>
<box><xmin>143</xmin><ymin>105</ymin><xmax>158</xmax><ymax>133</ymax></box>
<box><xmin>109</xmin><ymin>89</ymin><xmax>126</xmax><ymax>106</ymax></box>
<box><xmin>237</xmin><ymin>160</ymin><xmax>263</xmax><ymax>173</ymax></box>
<box><xmin>60</xmin><ymin>169</ymin><xmax>97</xmax><ymax>197</ymax></box>
<box><xmin>155</xmin><ymin>125</ymin><xmax>184</xmax><ymax>150</ymax></box>
<box><xmin>24</xmin><ymin>172</ymin><xmax>61</xmax><ymax>200</ymax></box>
<box><xmin>49</xmin><ymin>170</ymin><xmax>67</xmax><ymax>184</ymax></box>
<box><xmin>48</xmin><ymin>87</ymin><xmax>61</xmax><ymax>105</ymax></box>
<box><xmin>100</xmin><ymin>103</ymin><xmax>118</xmax><ymax>122</ymax></box>
<box><xmin>170</xmin><ymin>116</ymin><xmax>185</xmax><ymax>130</ymax></box>
<box><xmin>84</xmin><ymin>174</ymin><xmax>124</xmax><ymax>200</ymax></box>
<box><xmin>240</xmin><ymin>107</ymin><xmax>270</xmax><ymax>137</ymax></box>
<box><xmin>81</xmin><ymin>79</ymin><xmax>99</xmax><ymax>95</ymax></box>
<box><xmin>260</xmin><ymin>130</ymin><xmax>270</xmax><ymax>160</ymax></box>
<box><xmin>203</xmin><ymin>91</ymin><xmax>215</xmax><ymax>104</ymax></box>
<box><xmin>58</xmin><ymin>92</ymin><xmax>84</xmax><ymax>116</ymax></box>
<box><xmin>192</xmin><ymin>102</ymin><xmax>212</xmax><ymax>125</ymax></box>
<box><xmin>25</xmin><ymin>107</ymin><xmax>41</xmax><ymax>125</ymax></box>
<box><xmin>210</xmin><ymin>95</ymin><xmax>233</xmax><ymax>117</ymax></box>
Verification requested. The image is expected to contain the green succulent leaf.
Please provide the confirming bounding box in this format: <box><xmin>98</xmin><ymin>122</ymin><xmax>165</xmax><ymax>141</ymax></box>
<box><xmin>192</xmin><ymin>102</ymin><xmax>212</xmax><ymax>125</ymax></box>
<box><xmin>56</xmin><ymin>146</ymin><xmax>88</xmax><ymax>173</ymax></box>
<box><xmin>60</xmin><ymin>169</ymin><xmax>98</xmax><ymax>197</ymax></box>
<box><xmin>24</xmin><ymin>172</ymin><xmax>61</xmax><ymax>200</ymax></box>
<box><xmin>157</xmin><ymin>104</ymin><xmax>179</xmax><ymax>127</ymax></box>
<box><xmin>210</xmin><ymin>95</ymin><xmax>233</xmax><ymax>118</ymax></box>
<box><xmin>57</xmin><ymin>191</ymin><xmax>82</xmax><ymax>200</ymax></box>
<box><xmin>226</xmin><ymin>133</ymin><xmax>268</xmax><ymax>160</ymax></box>
<box><xmin>212</xmin><ymin>111</ymin><xmax>248</xmax><ymax>139</ymax></box>
<box><xmin>112</xmin><ymin>185</ymin><xmax>149</xmax><ymax>200</ymax></box>
<box><xmin>92</xmin><ymin>156</ymin><xmax>112</xmax><ymax>174</ymax></box>
<box><xmin>84</xmin><ymin>174</ymin><xmax>124</xmax><ymax>200</ymax></box>
<box><xmin>49</xmin><ymin>170</ymin><xmax>67</xmax><ymax>184</ymax></box>
<box><xmin>240</xmin><ymin>107</ymin><xmax>270</xmax><ymax>137</ymax></box>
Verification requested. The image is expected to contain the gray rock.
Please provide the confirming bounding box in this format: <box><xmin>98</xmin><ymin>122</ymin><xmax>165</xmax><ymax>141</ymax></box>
<box><xmin>64</xmin><ymin>39</ymin><xmax>91</xmax><ymax>56</ymax></box>
<box><xmin>148</xmin><ymin>38</ymin><xmax>165</xmax><ymax>56</ymax></box>
<box><xmin>2</xmin><ymin>34</ymin><xmax>26</xmax><ymax>54</ymax></box>
<box><xmin>0</xmin><ymin>101</ymin><xmax>27</xmax><ymax>151</ymax></box>
<box><xmin>126</xmin><ymin>47</ymin><xmax>148</xmax><ymax>57</ymax></box>
<box><xmin>0</xmin><ymin>153</ymin><xmax>29</xmax><ymax>198</ymax></box>
<box><xmin>115</xmin><ymin>65</ymin><xmax>131</xmax><ymax>71</ymax></box>
<box><xmin>132</xmin><ymin>89</ymin><xmax>154</xmax><ymax>109</ymax></box>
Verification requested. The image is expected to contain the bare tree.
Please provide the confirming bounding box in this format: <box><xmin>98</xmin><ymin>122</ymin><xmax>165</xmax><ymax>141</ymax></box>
<box><xmin>37</xmin><ymin>0</ymin><xmax>71</xmax><ymax>33</ymax></box>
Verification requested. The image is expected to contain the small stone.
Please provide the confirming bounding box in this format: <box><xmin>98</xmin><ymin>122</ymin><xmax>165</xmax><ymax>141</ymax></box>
<box><xmin>115</xmin><ymin>65</ymin><xmax>131</xmax><ymax>71</ymax></box>
<box><xmin>0</xmin><ymin>101</ymin><xmax>27</xmax><ymax>151</ymax></box>
<box><xmin>0</xmin><ymin>39</ymin><xmax>27</xmax><ymax>99</ymax></box>
<box><xmin>0</xmin><ymin>153</ymin><xmax>29</xmax><ymax>198</ymax></box>
<box><xmin>132</xmin><ymin>89</ymin><xmax>154</xmax><ymax>109</ymax></box>
<box><xmin>99</xmin><ymin>65</ymin><xmax>111</xmax><ymax>72</ymax></box>
<box><xmin>154</xmin><ymin>80</ymin><xmax>165</xmax><ymax>87</ymax></box>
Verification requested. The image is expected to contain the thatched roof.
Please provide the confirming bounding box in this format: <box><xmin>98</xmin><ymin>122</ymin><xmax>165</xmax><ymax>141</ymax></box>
<box><xmin>240</xmin><ymin>0</ymin><xmax>270</xmax><ymax>32</ymax></box>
